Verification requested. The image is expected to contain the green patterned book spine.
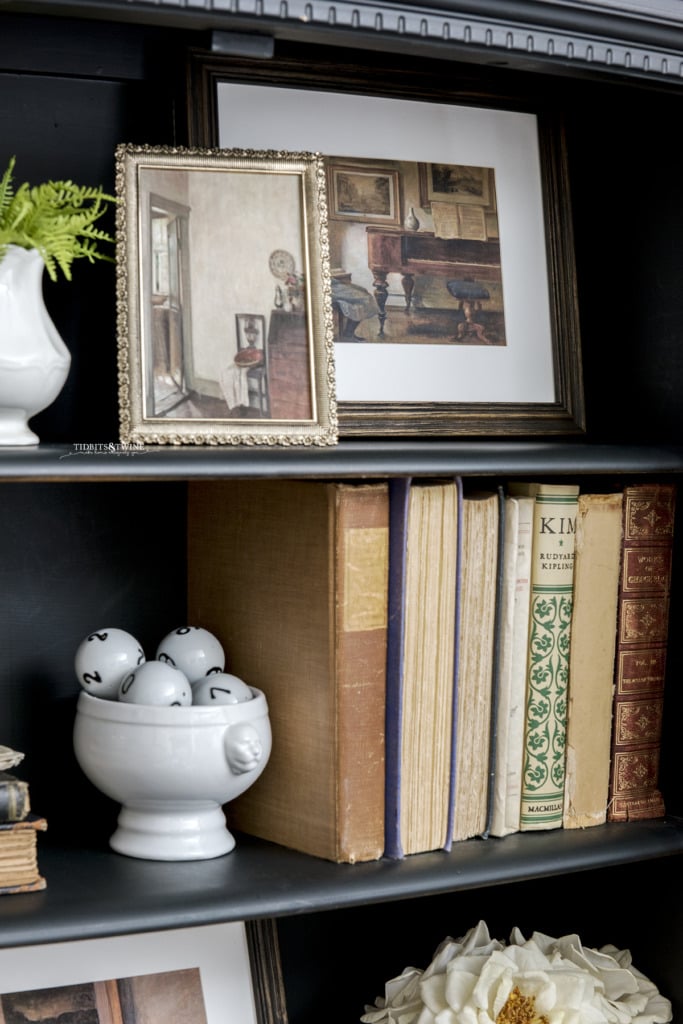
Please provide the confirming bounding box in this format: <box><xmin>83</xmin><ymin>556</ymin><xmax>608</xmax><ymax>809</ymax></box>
<box><xmin>510</xmin><ymin>483</ymin><xmax>580</xmax><ymax>831</ymax></box>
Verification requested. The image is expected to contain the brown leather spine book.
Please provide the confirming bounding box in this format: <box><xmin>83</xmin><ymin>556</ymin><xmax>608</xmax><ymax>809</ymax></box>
<box><xmin>187</xmin><ymin>479</ymin><xmax>389</xmax><ymax>863</ymax></box>
<box><xmin>607</xmin><ymin>483</ymin><xmax>676</xmax><ymax>822</ymax></box>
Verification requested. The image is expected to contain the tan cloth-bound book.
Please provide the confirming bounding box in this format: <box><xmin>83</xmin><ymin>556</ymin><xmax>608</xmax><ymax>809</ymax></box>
<box><xmin>450</xmin><ymin>489</ymin><xmax>500</xmax><ymax>843</ymax></box>
<box><xmin>488</xmin><ymin>493</ymin><xmax>534</xmax><ymax>838</ymax></box>
<box><xmin>608</xmin><ymin>482</ymin><xmax>676</xmax><ymax>822</ymax></box>
<box><xmin>384</xmin><ymin>477</ymin><xmax>461</xmax><ymax>859</ymax></box>
<box><xmin>0</xmin><ymin>815</ymin><xmax>47</xmax><ymax>894</ymax></box>
<box><xmin>563</xmin><ymin>491</ymin><xmax>623</xmax><ymax>829</ymax></box>
<box><xmin>187</xmin><ymin>479</ymin><xmax>389</xmax><ymax>864</ymax></box>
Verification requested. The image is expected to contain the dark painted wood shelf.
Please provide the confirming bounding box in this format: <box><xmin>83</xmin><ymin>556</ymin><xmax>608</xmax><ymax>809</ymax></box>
<box><xmin>0</xmin><ymin>442</ymin><xmax>682</xmax><ymax>482</ymax></box>
<box><xmin>1</xmin><ymin>818</ymin><xmax>681</xmax><ymax>949</ymax></box>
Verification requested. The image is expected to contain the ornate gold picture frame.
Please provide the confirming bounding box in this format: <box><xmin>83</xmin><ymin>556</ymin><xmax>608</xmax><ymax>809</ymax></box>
<box><xmin>115</xmin><ymin>144</ymin><xmax>337</xmax><ymax>447</ymax></box>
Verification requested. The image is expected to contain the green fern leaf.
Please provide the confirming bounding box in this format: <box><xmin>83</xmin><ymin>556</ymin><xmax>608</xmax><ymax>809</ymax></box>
<box><xmin>0</xmin><ymin>158</ymin><xmax>116</xmax><ymax>281</ymax></box>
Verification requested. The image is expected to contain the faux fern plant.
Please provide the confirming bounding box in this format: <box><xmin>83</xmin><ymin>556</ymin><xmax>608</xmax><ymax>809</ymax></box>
<box><xmin>0</xmin><ymin>156</ymin><xmax>115</xmax><ymax>282</ymax></box>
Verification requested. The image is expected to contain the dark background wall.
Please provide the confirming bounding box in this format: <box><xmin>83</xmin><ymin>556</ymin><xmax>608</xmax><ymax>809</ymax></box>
<box><xmin>1</xmin><ymin>14</ymin><xmax>682</xmax><ymax>1022</ymax></box>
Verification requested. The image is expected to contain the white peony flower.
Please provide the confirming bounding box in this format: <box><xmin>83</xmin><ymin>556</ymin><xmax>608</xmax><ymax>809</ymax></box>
<box><xmin>360</xmin><ymin>922</ymin><xmax>672</xmax><ymax>1024</ymax></box>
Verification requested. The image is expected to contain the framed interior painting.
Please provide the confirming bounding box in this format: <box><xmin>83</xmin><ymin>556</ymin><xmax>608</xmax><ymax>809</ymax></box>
<box><xmin>115</xmin><ymin>143</ymin><xmax>337</xmax><ymax>447</ymax></box>
<box><xmin>0</xmin><ymin>921</ymin><xmax>286</xmax><ymax>1024</ymax></box>
<box><xmin>186</xmin><ymin>48</ymin><xmax>584</xmax><ymax>438</ymax></box>
<box><xmin>328</xmin><ymin>163</ymin><xmax>401</xmax><ymax>225</ymax></box>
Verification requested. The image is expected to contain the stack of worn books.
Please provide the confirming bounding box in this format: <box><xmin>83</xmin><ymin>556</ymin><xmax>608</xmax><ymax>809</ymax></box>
<box><xmin>0</xmin><ymin>746</ymin><xmax>47</xmax><ymax>894</ymax></box>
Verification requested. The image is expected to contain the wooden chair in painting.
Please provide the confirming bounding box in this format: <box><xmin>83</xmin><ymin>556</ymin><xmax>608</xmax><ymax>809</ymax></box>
<box><xmin>234</xmin><ymin>313</ymin><xmax>270</xmax><ymax>417</ymax></box>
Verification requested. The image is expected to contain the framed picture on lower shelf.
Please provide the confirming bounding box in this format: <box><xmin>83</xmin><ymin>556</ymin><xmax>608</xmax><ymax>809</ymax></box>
<box><xmin>186</xmin><ymin>47</ymin><xmax>585</xmax><ymax>439</ymax></box>
<box><xmin>0</xmin><ymin>920</ymin><xmax>287</xmax><ymax>1024</ymax></box>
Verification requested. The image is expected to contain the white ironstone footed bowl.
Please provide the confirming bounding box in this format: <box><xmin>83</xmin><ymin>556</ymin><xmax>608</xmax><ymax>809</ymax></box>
<box><xmin>73</xmin><ymin>688</ymin><xmax>271</xmax><ymax>861</ymax></box>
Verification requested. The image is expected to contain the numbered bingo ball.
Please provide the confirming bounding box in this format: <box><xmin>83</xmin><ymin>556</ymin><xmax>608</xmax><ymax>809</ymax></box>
<box><xmin>192</xmin><ymin>672</ymin><xmax>253</xmax><ymax>707</ymax></box>
<box><xmin>118</xmin><ymin>660</ymin><xmax>192</xmax><ymax>707</ymax></box>
<box><xmin>75</xmin><ymin>627</ymin><xmax>145</xmax><ymax>700</ymax></box>
<box><xmin>156</xmin><ymin>626</ymin><xmax>225</xmax><ymax>685</ymax></box>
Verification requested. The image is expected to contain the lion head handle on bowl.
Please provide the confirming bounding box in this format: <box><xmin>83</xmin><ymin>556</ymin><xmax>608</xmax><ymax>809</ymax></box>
<box><xmin>226</xmin><ymin>721</ymin><xmax>263</xmax><ymax>775</ymax></box>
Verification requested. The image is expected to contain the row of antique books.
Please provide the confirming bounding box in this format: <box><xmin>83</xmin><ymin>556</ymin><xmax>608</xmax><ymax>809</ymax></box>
<box><xmin>0</xmin><ymin>748</ymin><xmax>47</xmax><ymax>893</ymax></box>
<box><xmin>186</xmin><ymin>476</ymin><xmax>676</xmax><ymax>864</ymax></box>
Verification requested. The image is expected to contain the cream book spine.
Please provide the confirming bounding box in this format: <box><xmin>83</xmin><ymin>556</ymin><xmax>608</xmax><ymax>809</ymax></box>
<box><xmin>451</xmin><ymin>490</ymin><xmax>500</xmax><ymax>842</ymax></box>
<box><xmin>489</xmin><ymin>494</ymin><xmax>534</xmax><ymax>837</ymax></box>
<box><xmin>563</xmin><ymin>491</ymin><xmax>623</xmax><ymax>828</ymax></box>
<box><xmin>385</xmin><ymin>477</ymin><xmax>461</xmax><ymax>858</ymax></box>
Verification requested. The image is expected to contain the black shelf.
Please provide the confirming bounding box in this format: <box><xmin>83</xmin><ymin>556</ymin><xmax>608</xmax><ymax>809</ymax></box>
<box><xmin>2</xmin><ymin>819</ymin><xmax>681</xmax><ymax>949</ymax></box>
<box><xmin>1</xmin><ymin>442</ymin><xmax>682</xmax><ymax>482</ymax></box>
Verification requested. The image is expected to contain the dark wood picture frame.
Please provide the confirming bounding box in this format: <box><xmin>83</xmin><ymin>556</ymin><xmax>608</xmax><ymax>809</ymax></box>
<box><xmin>246</xmin><ymin>919</ymin><xmax>289</xmax><ymax>1024</ymax></box>
<box><xmin>185</xmin><ymin>46</ymin><xmax>584</xmax><ymax>439</ymax></box>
